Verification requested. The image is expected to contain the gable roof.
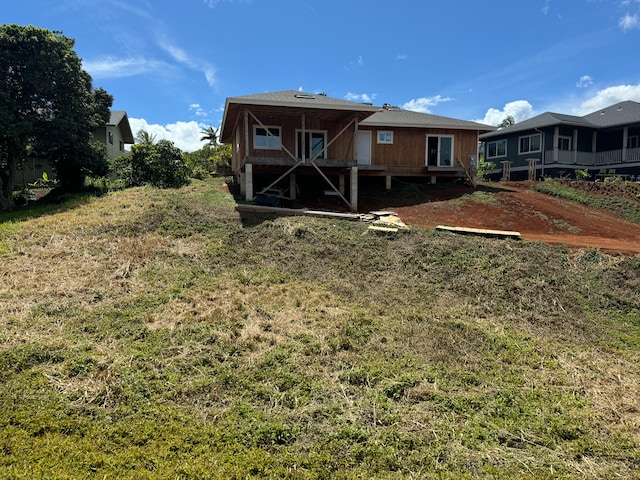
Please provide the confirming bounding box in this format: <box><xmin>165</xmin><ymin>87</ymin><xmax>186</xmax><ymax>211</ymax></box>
<box><xmin>361</xmin><ymin>107</ymin><xmax>495</xmax><ymax>132</ymax></box>
<box><xmin>108</xmin><ymin>110</ymin><xmax>135</xmax><ymax>144</ymax></box>
<box><xmin>480</xmin><ymin>100</ymin><xmax>640</xmax><ymax>139</ymax></box>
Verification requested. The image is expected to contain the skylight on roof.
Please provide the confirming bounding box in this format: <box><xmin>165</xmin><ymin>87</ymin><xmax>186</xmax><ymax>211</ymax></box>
<box><xmin>295</xmin><ymin>94</ymin><xmax>316</xmax><ymax>99</ymax></box>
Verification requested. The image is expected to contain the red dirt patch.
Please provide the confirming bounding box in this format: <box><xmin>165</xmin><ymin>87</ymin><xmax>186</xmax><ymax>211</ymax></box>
<box><xmin>360</xmin><ymin>181</ymin><xmax>640</xmax><ymax>255</ymax></box>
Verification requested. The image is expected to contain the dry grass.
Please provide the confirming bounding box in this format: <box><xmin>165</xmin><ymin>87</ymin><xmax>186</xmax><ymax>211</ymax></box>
<box><xmin>1</xmin><ymin>178</ymin><xmax>639</xmax><ymax>478</ymax></box>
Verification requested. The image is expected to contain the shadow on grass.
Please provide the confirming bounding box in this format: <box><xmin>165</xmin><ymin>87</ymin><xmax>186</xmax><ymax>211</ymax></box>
<box><xmin>0</xmin><ymin>187</ymin><xmax>109</xmax><ymax>224</ymax></box>
<box><xmin>229</xmin><ymin>177</ymin><xmax>516</xmax><ymax>227</ymax></box>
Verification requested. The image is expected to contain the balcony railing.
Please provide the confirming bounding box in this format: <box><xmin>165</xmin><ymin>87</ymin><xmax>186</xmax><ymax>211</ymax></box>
<box><xmin>543</xmin><ymin>148</ymin><xmax>640</xmax><ymax>166</ymax></box>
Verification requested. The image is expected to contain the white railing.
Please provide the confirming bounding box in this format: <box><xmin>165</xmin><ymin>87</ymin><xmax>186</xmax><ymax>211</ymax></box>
<box><xmin>543</xmin><ymin>149</ymin><xmax>633</xmax><ymax>166</ymax></box>
<box><xmin>595</xmin><ymin>150</ymin><xmax>623</xmax><ymax>166</ymax></box>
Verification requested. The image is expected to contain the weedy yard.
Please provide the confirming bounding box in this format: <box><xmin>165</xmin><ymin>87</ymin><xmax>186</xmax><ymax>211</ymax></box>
<box><xmin>0</xmin><ymin>178</ymin><xmax>639</xmax><ymax>479</ymax></box>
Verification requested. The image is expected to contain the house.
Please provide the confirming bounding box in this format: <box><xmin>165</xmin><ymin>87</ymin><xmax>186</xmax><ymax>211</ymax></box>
<box><xmin>18</xmin><ymin>110</ymin><xmax>135</xmax><ymax>185</ymax></box>
<box><xmin>220</xmin><ymin>90</ymin><xmax>495</xmax><ymax>211</ymax></box>
<box><xmin>479</xmin><ymin>101</ymin><xmax>640</xmax><ymax>181</ymax></box>
<box><xmin>94</xmin><ymin>110</ymin><xmax>135</xmax><ymax>159</ymax></box>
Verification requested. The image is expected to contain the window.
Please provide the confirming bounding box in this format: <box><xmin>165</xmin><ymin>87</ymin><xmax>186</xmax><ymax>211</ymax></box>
<box><xmin>377</xmin><ymin>131</ymin><xmax>393</xmax><ymax>144</ymax></box>
<box><xmin>628</xmin><ymin>135</ymin><xmax>639</xmax><ymax>149</ymax></box>
<box><xmin>296</xmin><ymin>130</ymin><xmax>327</xmax><ymax>160</ymax></box>
<box><xmin>486</xmin><ymin>139</ymin><xmax>506</xmax><ymax>159</ymax></box>
<box><xmin>119</xmin><ymin>140</ymin><xmax>124</xmax><ymax>152</ymax></box>
<box><xmin>519</xmin><ymin>134</ymin><xmax>541</xmax><ymax>154</ymax></box>
<box><xmin>254</xmin><ymin>126</ymin><xmax>281</xmax><ymax>150</ymax></box>
<box><xmin>558</xmin><ymin>136</ymin><xmax>571</xmax><ymax>151</ymax></box>
<box><xmin>426</xmin><ymin>135</ymin><xmax>454</xmax><ymax>167</ymax></box>
<box><xmin>108</xmin><ymin>131</ymin><xmax>114</xmax><ymax>145</ymax></box>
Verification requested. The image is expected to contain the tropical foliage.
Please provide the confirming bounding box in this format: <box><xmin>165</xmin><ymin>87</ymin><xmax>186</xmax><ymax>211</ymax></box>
<box><xmin>0</xmin><ymin>24</ymin><xmax>112</xmax><ymax>209</ymax></box>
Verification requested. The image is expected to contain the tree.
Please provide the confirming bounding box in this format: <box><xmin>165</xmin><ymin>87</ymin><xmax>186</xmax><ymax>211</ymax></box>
<box><xmin>199</xmin><ymin>126</ymin><xmax>218</xmax><ymax>146</ymax></box>
<box><xmin>118</xmin><ymin>139</ymin><xmax>190</xmax><ymax>189</ymax></box>
<box><xmin>135</xmin><ymin>129</ymin><xmax>157</xmax><ymax>146</ymax></box>
<box><xmin>498</xmin><ymin>115</ymin><xmax>515</xmax><ymax>129</ymax></box>
<box><xmin>0</xmin><ymin>24</ymin><xmax>113</xmax><ymax>209</ymax></box>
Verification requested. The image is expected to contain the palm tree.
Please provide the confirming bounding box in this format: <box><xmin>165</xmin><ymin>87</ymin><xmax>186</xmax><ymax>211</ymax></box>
<box><xmin>200</xmin><ymin>126</ymin><xmax>218</xmax><ymax>146</ymax></box>
<box><xmin>135</xmin><ymin>129</ymin><xmax>157</xmax><ymax>146</ymax></box>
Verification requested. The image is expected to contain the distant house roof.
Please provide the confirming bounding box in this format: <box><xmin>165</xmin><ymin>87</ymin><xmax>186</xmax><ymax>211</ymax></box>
<box><xmin>108</xmin><ymin>110</ymin><xmax>135</xmax><ymax>144</ymax></box>
<box><xmin>480</xmin><ymin>100</ymin><xmax>640</xmax><ymax>139</ymax></box>
<box><xmin>361</xmin><ymin>107</ymin><xmax>495</xmax><ymax>132</ymax></box>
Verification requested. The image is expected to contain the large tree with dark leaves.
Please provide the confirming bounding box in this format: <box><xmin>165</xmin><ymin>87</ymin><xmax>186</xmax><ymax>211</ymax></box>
<box><xmin>0</xmin><ymin>24</ymin><xmax>113</xmax><ymax>209</ymax></box>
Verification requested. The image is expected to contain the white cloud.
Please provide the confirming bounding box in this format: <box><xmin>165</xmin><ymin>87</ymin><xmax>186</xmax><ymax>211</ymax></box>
<box><xmin>476</xmin><ymin>100</ymin><xmax>534</xmax><ymax>126</ymax></box>
<box><xmin>157</xmin><ymin>38</ymin><xmax>218</xmax><ymax>88</ymax></box>
<box><xmin>401</xmin><ymin>96</ymin><xmax>454</xmax><ymax>113</ymax></box>
<box><xmin>572</xmin><ymin>84</ymin><xmax>640</xmax><ymax>115</ymax></box>
<box><xmin>396</xmin><ymin>53</ymin><xmax>408</xmax><ymax>60</ymax></box>
<box><xmin>619</xmin><ymin>13</ymin><xmax>640</xmax><ymax>31</ymax></box>
<box><xmin>82</xmin><ymin>56</ymin><xmax>170</xmax><ymax>79</ymax></box>
<box><xmin>345</xmin><ymin>92</ymin><xmax>377</xmax><ymax>103</ymax></box>
<box><xmin>129</xmin><ymin>118</ymin><xmax>207</xmax><ymax>152</ymax></box>
<box><xmin>576</xmin><ymin>75</ymin><xmax>593</xmax><ymax>88</ymax></box>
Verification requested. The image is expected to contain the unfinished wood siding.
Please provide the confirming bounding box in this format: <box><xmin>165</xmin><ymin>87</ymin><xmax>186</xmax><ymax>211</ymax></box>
<box><xmin>242</xmin><ymin>115</ymin><xmax>356</xmax><ymax>162</ymax></box>
<box><xmin>360</xmin><ymin>126</ymin><xmax>479</xmax><ymax>170</ymax></box>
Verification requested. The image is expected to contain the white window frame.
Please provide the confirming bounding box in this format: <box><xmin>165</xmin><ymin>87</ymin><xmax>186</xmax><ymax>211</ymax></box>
<box><xmin>295</xmin><ymin>129</ymin><xmax>328</xmax><ymax>160</ymax></box>
<box><xmin>519</xmin><ymin>133</ymin><xmax>541</xmax><ymax>154</ymax></box>
<box><xmin>377</xmin><ymin>131</ymin><xmax>394</xmax><ymax>144</ymax></box>
<box><xmin>486</xmin><ymin>139</ymin><xmax>507</xmax><ymax>159</ymax></box>
<box><xmin>426</xmin><ymin>135</ymin><xmax>455</xmax><ymax>167</ymax></box>
<box><xmin>628</xmin><ymin>135</ymin><xmax>639</xmax><ymax>149</ymax></box>
<box><xmin>558</xmin><ymin>136</ymin><xmax>571</xmax><ymax>151</ymax></box>
<box><xmin>253</xmin><ymin>125</ymin><xmax>281</xmax><ymax>150</ymax></box>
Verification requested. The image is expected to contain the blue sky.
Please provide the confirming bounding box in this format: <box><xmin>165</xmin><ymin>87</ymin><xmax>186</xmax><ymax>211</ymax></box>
<box><xmin>4</xmin><ymin>0</ymin><xmax>640</xmax><ymax>152</ymax></box>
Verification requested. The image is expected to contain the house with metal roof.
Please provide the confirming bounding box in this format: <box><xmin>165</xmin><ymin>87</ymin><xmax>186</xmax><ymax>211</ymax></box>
<box><xmin>479</xmin><ymin>101</ymin><xmax>640</xmax><ymax>181</ymax></box>
<box><xmin>220</xmin><ymin>90</ymin><xmax>494</xmax><ymax>211</ymax></box>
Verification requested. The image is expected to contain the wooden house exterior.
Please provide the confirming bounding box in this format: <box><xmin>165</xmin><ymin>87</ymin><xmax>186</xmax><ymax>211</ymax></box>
<box><xmin>479</xmin><ymin>101</ymin><xmax>640</xmax><ymax>181</ymax></box>
<box><xmin>220</xmin><ymin>90</ymin><xmax>494</xmax><ymax>211</ymax></box>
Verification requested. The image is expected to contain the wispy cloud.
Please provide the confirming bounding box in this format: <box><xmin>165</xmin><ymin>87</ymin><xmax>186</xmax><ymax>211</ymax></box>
<box><xmin>576</xmin><ymin>75</ymin><xmax>593</xmax><ymax>88</ymax></box>
<box><xmin>345</xmin><ymin>55</ymin><xmax>364</xmax><ymax>70</ymax></box>
<box><xmin>345</xmin><ymin>92</ymin><xmax>377</xmax><ymax>103</ymax></box>
<box><xmin>619</xmin><ymin>12</ymin><xmax>640</xmax><ymax>31</ymax></box>
<box><xmin>396</xmin><ymin>53</ymin><xmax>408</xmax><ymax>60</ymax></box>
<box><xmin>203</xmin><ymin>0</ymin><xmax>252</xmax><ymax>8</ymax></box>
<box><xmin>401</xmin><ymin>95</ymin><xmax>454</xmax><ymax>114</ymax></box>
<box><xmin>157</xmin><ymin>37</ymin><xmax>218</xmax><ymax>88</ymax></box>
<box><xmin>82</xmin><ymin>55</ymin><xmax>171</xmax><ymax>79</ymax></box>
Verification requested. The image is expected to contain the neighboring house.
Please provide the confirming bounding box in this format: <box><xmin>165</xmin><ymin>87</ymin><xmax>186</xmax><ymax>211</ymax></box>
<box><xmin>479</xmin><ymin>101</ymin><xmax>640</xmax><ymax>181</ymax></box>
<box><xmin>220</xmin><ymin>90</ymin><xmax>494</xmax><ymax>211</ymax></box>
<box><xmin>18</xmin><ymin>109</ymin><xmax>135</xmax><ymax>185</ymax></box>
<box><xmin>94</xmin><ymin>110</ymin><xmax>135</xmax><ymax>159</ymax></box>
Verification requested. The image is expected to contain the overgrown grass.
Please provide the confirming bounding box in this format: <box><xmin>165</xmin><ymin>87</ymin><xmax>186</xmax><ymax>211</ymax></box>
<box><xmin>1</xmin><ymin>178</ymin><xmax>639</xmax><ymax>478</ymax></box>
<box><xmin>534</xmin><ymin>180</ymin><xmax>640</xmax><ymax>223</ymax></box>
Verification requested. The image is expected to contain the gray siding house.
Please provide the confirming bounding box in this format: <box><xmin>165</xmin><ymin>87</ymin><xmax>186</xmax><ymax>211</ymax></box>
<box><xmin>479</xmin><ymin>101</ymin><xmax>640</xmax><ymax>180</ymax></box>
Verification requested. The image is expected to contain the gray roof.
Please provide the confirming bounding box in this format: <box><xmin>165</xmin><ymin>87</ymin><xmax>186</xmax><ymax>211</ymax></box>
<box><xmin>583</xmin><ymin>100</ymin><xmax>640</xmax><ymax>127</ymax></box>
<box><xmin>108</xmin><ymin>110</ymin><xmax>134</xmax><ymax>144</ymax></box>
<box><xmin>361</xmin><ymin>107</ymin><xmax>495</xmax><ymax>132</ymax></box>
<box><xmin>480</xmin><ymin>100</ymin><xmax>640</xmax><ymax>139</ymax></box>
<box><xmin>224</xmin><ymin>90</ymin><xmax>379</xmax><ymax>112</ymax></box>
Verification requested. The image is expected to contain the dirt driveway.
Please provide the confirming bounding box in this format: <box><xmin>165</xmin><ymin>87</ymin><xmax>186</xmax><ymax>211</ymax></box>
<box><xmin>361</xmin><ymin>182</ymin><xmax>640</xmax><ymax>255</ymax></box>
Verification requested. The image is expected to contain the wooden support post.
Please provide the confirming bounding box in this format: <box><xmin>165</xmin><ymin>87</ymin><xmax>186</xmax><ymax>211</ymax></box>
<box><xmin>501</xmin><ymin>161</ymin><xmax>512</xmax><ymax>181</ymax></box>
<box><xmin>339</xmin><ymin>175</ymin><xmax>345</xmax><ymax>195</ymax></box>
<box><xmin>350</xmin><ymin>167</ymin><xmax>358</xmax><ymax>212</ymax></box>
<box><xmin>527</xmin><ymin>158</ymin><xmax>538</xmax><ymax>181</ymax></box>
<box><xmin>290</xmin><ymin>174</ymin><xmax>297</xmax><ymax>200</ymax></box>
<box><xmin>385</xmin><ymin>175</ymin><xmax>392</xmax><ymax>191</ymax></box>
<box><xmin>239</xmin><ymin>171</ymin><xmax>246</xmax><ymax>197</ymax></box>
<box><xmin>245</xmin><ymin>163</ymin><xmax>253</xmax><ymax>201</ymax></box>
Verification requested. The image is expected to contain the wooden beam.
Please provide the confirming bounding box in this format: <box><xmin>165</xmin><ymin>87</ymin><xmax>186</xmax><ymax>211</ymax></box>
<box><xmin>436</xmin><ymin>225</ymin><xmax>521</xmax><ymax>239</ymax></box>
